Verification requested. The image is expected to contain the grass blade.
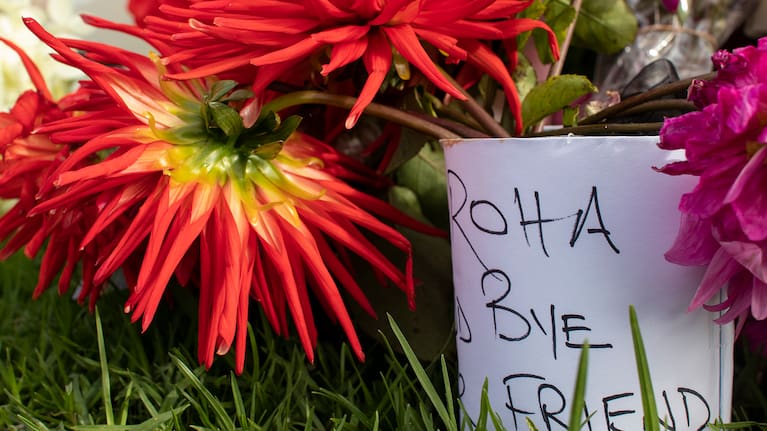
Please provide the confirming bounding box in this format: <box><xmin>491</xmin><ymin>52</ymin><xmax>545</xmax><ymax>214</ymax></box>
<box><xmin>629</xmin><ymin>305</ymin><xmax>659</xmax><ymax>431</ymax></box>
<box><xmin>441</xmin><ymin>355</ymin><xmax>457</xmax><ymax>425</ymax></box>
<box><xmin>230</xmin><ymin>372</ymin><xmax>248</xmax><ymax>429</ymax></box>
<box><xmin>568</xmin><ymin>342</ymin><xmax>589</xmax><ymax>431</ymax></box>
<box><xmin>71</xmin><ymin>404</ymin><xmax>189</xmax><ymax>431</ymax></box>
<box><xmin>387</xmin><ymin>314</ymin><xmax>457</xmax><ymax>431</ymax></box>
<box><xmin>171</xmin><ymin>352</ymin><xmax>235</xmax><ymax>431</ymax></box>
<box><xmin>95</xmin><ymin>307</ymin><xmax>115</xmax><ymax>425</ymax></box>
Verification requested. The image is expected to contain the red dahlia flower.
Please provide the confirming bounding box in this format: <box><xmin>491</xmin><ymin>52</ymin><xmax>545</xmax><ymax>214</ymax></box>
<box><xmin>25</xmin><ymin>18</ymin><xmax>436</xmax><ymax>372</ymax></box>
<box><xmin>0</xmin><ymin>37</ymin><xmax>111</xmax><ymax>306</ymax></box>
<box><xmin>658</xmin><ymin>37</ymin><xmax>767</xmax><ymax>328</ymax></box>
<box><xmin>139</xmin><ymin>0</ymin><xmax>558</xmax><ymax>133</ymax></box>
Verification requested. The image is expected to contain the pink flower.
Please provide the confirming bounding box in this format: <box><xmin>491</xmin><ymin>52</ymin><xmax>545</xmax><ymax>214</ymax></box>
<box><xmin>661</xmin><ymin>0</ymin><xmax>679</xmax><ymax>12</ymax></box>
<box><xmin>659</xmin><ymin>38</ymin><xmax>767</xmax><ymax>328</ymax></box>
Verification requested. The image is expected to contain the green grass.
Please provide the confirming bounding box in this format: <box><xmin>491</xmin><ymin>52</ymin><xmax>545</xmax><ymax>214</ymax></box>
<box><xmin>0</xmin><ymin>252</ymin><xmax>468</xmax><ymax>430</ymax></box>
<box><xmin>1</xmin><ymin>252</ymin><xmax>767</xmax><ymax>430</ymax></box>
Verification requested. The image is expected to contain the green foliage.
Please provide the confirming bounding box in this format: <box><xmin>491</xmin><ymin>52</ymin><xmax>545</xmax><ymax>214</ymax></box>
<box><xmin>629</xmin><ymin>306</ymin><xmax>659</xmax><ymax>431</ymax></box>
<box><xmin>520</xmin><ymin>0</ymin><xmax>637</xmax><ymax>59</ymax></box>
<box><xmin>534</xmin><ymin>1</ymin><xmax>577</xmax><ymax>64</ymax></box>
<box><xmin>2</xmin><ymin>255</ymin><xmax>767</xmax><ymax>430</ymax></box>
<box><xmin>568</xmin><ymin>0</ymin><xmax>638</xmax><ymax>54</ymax></box>
<box><xmin>521</xmin><ymin>74</ymin><xmax>597</xmax><ymax>130</ymax></box>
<box><xmin>394</xmin><ymin>142</ymin><xmax>449</xmax><ymax>231</ymax></box>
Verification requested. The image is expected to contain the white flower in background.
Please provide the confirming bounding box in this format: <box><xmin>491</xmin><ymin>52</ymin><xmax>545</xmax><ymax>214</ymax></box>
<box><xmin>0</xmin><ymin>0</ymin><xmax>88</xmax><ymax>109</ymax></box>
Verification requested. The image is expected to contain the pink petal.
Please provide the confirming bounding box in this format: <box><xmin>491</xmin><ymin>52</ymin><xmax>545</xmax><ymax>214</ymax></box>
<box><xmin>719</xmin><ymin>239</ymin><xmax>767</xmax><ymax>283</ymax></box>
<box><xmin>688</xmin><ymin>247</ymin><xmax>743</xmax><ymax>311</ymax></box>
<box><xmin>724</xmin><ymin>146</ymin><xmax>767</xmax><ymax>241</ymax></box>
<box><xmin>664</xmin><ymin>213</ymin><xmax>717</xmax><ymax>265</ymax></box>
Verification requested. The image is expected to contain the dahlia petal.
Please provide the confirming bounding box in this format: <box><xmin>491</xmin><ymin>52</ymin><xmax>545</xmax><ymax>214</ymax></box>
<box><xmin>417</xmin><ymin>0</ymin><xmax>495</xmax><ymax>23</ymax></box>
<box><xmin>468</xmin><ymin>0</ymin><xmax>535</xmax><ymax>19</ymax></box>
<box><xmin>664</xmin><ymin>213</ymin><xmax>718</xmax><ymax>265</ymax></box>
<box><xmin>426</xmin><ymin>21</ymin><xmax>503</xmax><ymax>39</ymax></box>
<box><xmin>32</xmin><ymin>229</ymin><xmax>69</xmax><ymax>298</ymax></box>
<box><xmin>298</xmin><ymin>205</ymin><xmax>409</xmax><ymax>294</ymax></box>
<box><xmin>321</xmin><ymin>38</ymin><xmax>369</xmax><ymax>77</ymax></box>
<box><xmin>311</xmin><ymin>24</ymin><xmax>370</xmax><ymax>44</ymax></box>
<box><xmin>678</xmin><ymin>155</ymin><xmax>744</xmax><ymax>218</ymax></box>
<box><xmin>724</xmin><ymin>146</ymin><xmax>767</xmax><ymax>241</ymax></box>
<box><xmin>57</xmin><ymin>237</ymin><xmax>80</xmax><ymax>295</ymax></box>
<box><xmin>255</xmin><ymin>209</ymin><xmax>315</xmax><ymax>362</ymax></box>
<box><xmin>283</xmin><ymin>221</ymin><xmax>363</xmax><ymax>360</ymax></box>
<box><xmin>304</xmin><ymin>0</ymin><xmax>356</xmax><ymax>20</ymax></box>
<box><xmin>80</xmin><ymin>180</ymin><xmax>155</xmax><ymax>249</ymax></box>
<box><xmin>211</xmin><ymin>197</ymin><xmax>246</xmax><ymax>358</ymax></box>
<box><xmin>752</xmin><ymin>278</ymin><xmax>767</xmax><ymax>320</ymax></box>
<box><xmin>718</xmin><ymin>85</ymin><xmax>767</xmax><ymax>139</ymax></box>
<box><xmin>198</xmin><ymin>213</ymin><xmax>217</xmax><ymax>367</ymax></box>
<box><xmin>134</xmin><ymin>181</ymin><xmax>195</xmax><ymax>290</ymax></box>
<box><xmin>711</xmin><ymin>273</ymin><xmax>753</xmax><ymax>324</ymax></box>
<box><xmin>287</xmin><ymin>238</ymin><xmax>319</xmax><ymax>345</ymax></box>
<box><xmin>250</xmin><ymin>37</ymin><xmax>323</xmax><ymax>66</ymax></box>
<box><xmin>323</xmin><ymin>179</ymin><xmax>448</xmax><ymax>237</ymax></box>
<box><xmin>0</xmin><ymin>37</ymin><xmax>53</xmax><ymax>102</ymax></box>
<box><xmin>135</xmin><ymin>185</ymin><xmax>218</xmax><ymax>331</ymax></box>
<box><xmin>311</xmin><ymin>226</ymin><xmax>376</xmax><ymax>317</ymax></box>
<box><xmin>213</xmin><ymin>16</ymin><xmax>320</xmax><ymax>33</ymax></box>
<box><xmin>25</xmin><ymin>19</ymin><xmax>179</xmax><ymax>127</ymax></box>
<box><xmin>719</xmin><ymin>240</ymin><xmax>767</xmax><ymax>283</ymax></box>
<box><xmin>688</xmin><ymin>247</ymin><xmax>743</xmax><ymax>311</ymax></box>
<box><xmin>369</xmin><ymin>0</ymin><xmax>416</xmax><ymax>26</ymax></box>
<box><xmin>414</xmin><ymin>29</ymin><xmax>466</xmax><ymax>62</ymax></box>
<box><xmin>251</xmin><ymin>240</ymin><xmax>281</xmax><ymax>333</ymax></box>
<box><xmin>345</xmin><ymin>31</ymin><xmax>391</xmax><ymax>129</ymax></box>
<box><xmin>381</xmin><ymin>25</ymin><xmax>466</xmax><ymax>100</ymax></box>
<box><xmin>462</xmin><ymin>39</ymin><xmax>523</xmax><ymax>134</ymax></box>
<box><xmin>658</xmin><ymin>110</ymin><xmax>710</xmax><ymax>150</ymax></box>
<box><xmin>495</xmin><ymin>18</ymin><xmax>560</xmax><ymax>60</ymax></box>
<box><xmin>56</xmin><ymin>143</ymin><xmax>165</xmax><ymax>186</ymax></box>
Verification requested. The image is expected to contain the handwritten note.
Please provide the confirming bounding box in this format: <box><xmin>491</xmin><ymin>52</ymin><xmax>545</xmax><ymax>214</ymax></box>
<box><xmin>443</xmin><ymin>136</ymin><xmax>733</xmax><ymax>431</ymax></box>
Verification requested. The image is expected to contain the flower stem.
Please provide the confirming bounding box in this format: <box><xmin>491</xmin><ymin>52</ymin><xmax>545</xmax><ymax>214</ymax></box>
<box><xmin>439</xmin><ymin>68</ymin><xmax>511</xmax><ymax>138</ymax></box>
<box><xmin>527</xmin><ymin>122</ymin><xmax>665</xmax><ymax>137</ymax></box>
<box><xmin>264</xmin><ymin>91</ymin><xmax>460</xmax><ymax>140</ymax></box>
<box><xmin>611</xmin><ymin>99</ymin><xmax>697</xmax><ymax>119</ymax></box>
<box><xmin>579</xmin><ymin>72</ymin><xmax>716</xmax><ymax>125</ymax></box>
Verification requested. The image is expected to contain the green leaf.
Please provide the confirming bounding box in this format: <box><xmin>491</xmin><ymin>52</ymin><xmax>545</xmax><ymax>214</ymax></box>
<box><xmin>394</xmin><ymin>142</ymin><xmax>449</xmax><ymax>230</ymax></box>
<box><xmin>95</xmin><ymin>308</ymin><xmax>114</xmax><ymax>426</ymax></box>
<box><xmin>221</xmin><ymin>88</ymin><xmax>254</xmax><ymax>103</ymax></box>
<box><xmin>533</xmin><ymin>2</ymin><xmax>576</xmax><ymax>64</ymax></box>
<box><xmin>526</xmin><ymin>417</ymin><xmax>541</xmax><ymax>431</ymax></box>
<box><xmin>569</xmin><ymin>0</ymin><xmax>638</xmax><ymax>54</ymax></box>
<box><xmin>568</xmin><ymin>342</ymin><xmax>589</xmax><ymax>431</ymax></box>
<box><xmin>171</xmin><ymin>352</ymin><xmax>236</xmax><ymax>431</ymax></box>
<box><xmin>629</xmin><ymin>305</ymin><xmax>659</xmax><ymax>431</ymax></box>
<box><xmin>209</xmin><ymin>101</ymin><xmax>244</xmax><ymax>138</ymax></box>
<box><xmin>562</xmin><ymin>106</ymin><xmax>579</xmax><ymax>127</ymax></box>
<box><xmin>384</xmin><ymin>128</ymin><xmax>430</xmax><ymax>175</ymax></box>
<box><xmin>514</xmin><ymin>54</ymin><xmax>539</xmax><ymax>104</ymax></box>
<box><xmin>521</xmin><ymin>74</ymin><xmax>596</xmax><ymax>129</ymax></box>
<box><xmin>208</xmin><ymin>80</ymin><xmax>238</xmax><ymax>102</ymax></box>
<box><xmin>387</xmin><ymin>315</ymin><xmax>457</xmax><ymax>431</ymax></box>
<box><xmin>70</xmin><ymin>405</ymin><xmax>189</xmax><ymax>431</ymax></box>
<box><xmin>241</xmin><ymin>114</ymin><xmax>302</xmax><ymax>155</ymax></box>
